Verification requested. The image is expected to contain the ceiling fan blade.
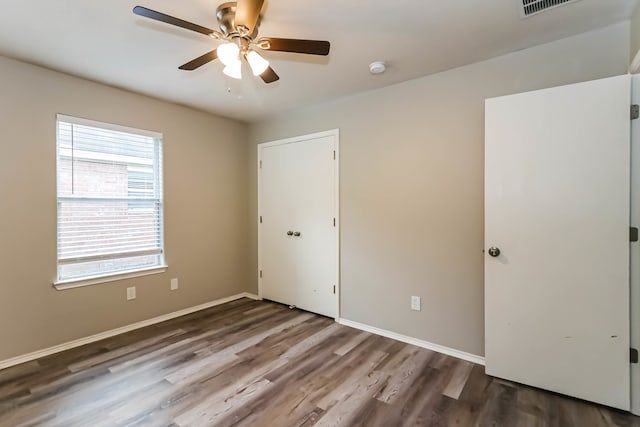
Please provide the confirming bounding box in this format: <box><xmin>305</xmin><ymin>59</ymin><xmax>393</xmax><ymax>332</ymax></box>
<box><xmin>133</xmin><ymin>6</ymin><xmax>215</xmax><ymax>36</ymax></box>
<box><xmin>179</xmin><ymin>49</ymin><xmax>218</xmax><ymax>71</ymax></box>
<box><xmin>260</xmin><ymin>66</ymin><xmax>280</xmax><ymax>84</ymax></box>
<box><xmin>234</xmin><ymin>0</ymin><xmax>264</xmax><ymax>34</ymax></box>
<box><xmin>258</xmin><ymin>38</ymin><xmax>330</xmax><ymax>56</ymax></box>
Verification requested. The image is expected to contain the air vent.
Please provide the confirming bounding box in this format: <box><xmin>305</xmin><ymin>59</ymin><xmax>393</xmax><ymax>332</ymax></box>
<box><xmin>520</xmin><ymin>0</ymin><xmax>581</xmax><ymax>18</ymax></box>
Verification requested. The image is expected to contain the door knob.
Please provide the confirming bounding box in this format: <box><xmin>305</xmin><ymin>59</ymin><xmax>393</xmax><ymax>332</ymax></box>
<box><xmin>293</xmin><ymin>231</ymin><xmax>301</xmax><ymax>237</ymax></box>
<box><xmin>286</xmin><ymin>231</ymin><xmax>294</xmax><ymax>236</ymax></box>
<box><xmin>488</xmin><ymin>247</ymin><xmax>501</xmax><ymax>257</ymax></box>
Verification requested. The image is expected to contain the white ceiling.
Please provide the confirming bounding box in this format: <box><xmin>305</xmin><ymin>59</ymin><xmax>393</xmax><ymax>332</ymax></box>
<box><xmin>0</xmin><ymin>0</ymin><xmax>636</xmax><ymax>122</ymax></box>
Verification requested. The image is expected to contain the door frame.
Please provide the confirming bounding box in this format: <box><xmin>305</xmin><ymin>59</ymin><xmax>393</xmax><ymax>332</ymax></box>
<box><xmin>257</xmin><ymin>129</ymin><xmax>340</xmax><ymax>319</ymax></box>
<box><xmin>631</xmin><ymin>74</ymin><xmax>640</xmax><ymax>416</ymax></box>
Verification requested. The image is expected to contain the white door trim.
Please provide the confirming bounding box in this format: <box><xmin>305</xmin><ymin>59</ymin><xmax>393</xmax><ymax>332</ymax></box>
<box><xmin>630</xmin><ymin>74</ymin><xmax>640</xmax><ymax>416</ymax></box>
<box><xmin>257</xmin><ymin>129</ymin><xmax>340</xmax><ymax>319</ymax></box>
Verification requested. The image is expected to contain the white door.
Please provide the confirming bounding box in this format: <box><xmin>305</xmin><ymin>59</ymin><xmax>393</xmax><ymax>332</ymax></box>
<box><xmin>259</xmin><ymin>131</ymin><xmax>338</xmax><ymax>318</ymax></box>
<box><xmin>485</xmin><ymin>75</ymin><xmax>631</xmax><ymax>410</ymax></box>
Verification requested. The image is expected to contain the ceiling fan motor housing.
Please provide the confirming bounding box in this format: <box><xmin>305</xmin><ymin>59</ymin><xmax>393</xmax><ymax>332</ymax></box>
<box><xmin>216</xmin><ymin>2</ymin><xmax>237</xmax><ymax>36</ymax></box>
<box><xmin>217</xmin><ymin>2</ymin><xmax>259</xmax><ymax>38</ymax></box>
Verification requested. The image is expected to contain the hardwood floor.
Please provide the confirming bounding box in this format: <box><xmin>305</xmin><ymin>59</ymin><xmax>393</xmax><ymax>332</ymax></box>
<box><xmin>0</xmin><ymin>297</ymin><xmax>638</xmax><ymax>426</ymax></box>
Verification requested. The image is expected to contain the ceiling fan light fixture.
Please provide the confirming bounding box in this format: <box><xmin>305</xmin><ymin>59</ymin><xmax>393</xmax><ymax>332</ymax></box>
<box><xmin>223</xmin><ymin>59</ymin><xmax>242</xmax><ymax>80</ymax></box>
<box><xmin>246</xmin><ymin>50</ymin><xmax>270</xmax><ymax>76</ymax></box>
<box><xmin>217</xmin><ymin>42</ymin><xmax>240</xmax><ymax>66</ymax></box>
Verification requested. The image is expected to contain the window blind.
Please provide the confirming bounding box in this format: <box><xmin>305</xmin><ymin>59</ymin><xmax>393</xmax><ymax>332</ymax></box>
<box><xmin>56</xmin><ymin>115</ymin><xmax>164</xmax><ymax>281</ymax></box>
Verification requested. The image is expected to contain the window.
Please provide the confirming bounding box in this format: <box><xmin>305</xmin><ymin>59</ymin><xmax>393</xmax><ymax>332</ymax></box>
<box><xmin>56</xmin><ymin>115</ymin><xmax>165</xmax><ymax>285</ymax></box>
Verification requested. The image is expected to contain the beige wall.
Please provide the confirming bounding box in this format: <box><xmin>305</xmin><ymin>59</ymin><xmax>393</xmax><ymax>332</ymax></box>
<box><xmin>0</xmin><ymin>55</ymin><xmax>249</xmax><ymax>361</ymax></box>
<box><xmin>632</xmin><ymin>3</ymin><xmax>640</xmax><ymax>62</ymax></box>
<box><xmin>248</xmin><ymin>23</ymin><xmax>631</xmax><ymax>357</ymax></box>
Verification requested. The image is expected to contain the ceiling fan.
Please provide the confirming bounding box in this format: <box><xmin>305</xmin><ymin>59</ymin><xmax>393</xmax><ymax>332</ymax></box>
<box><xmin>133</xmin><ymin>0</ymin><xmax>330</xmax><ymax>83</ymax></box>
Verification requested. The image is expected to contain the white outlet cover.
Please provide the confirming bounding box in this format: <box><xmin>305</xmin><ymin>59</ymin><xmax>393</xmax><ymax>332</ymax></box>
<box><xmin>127</xmin><ymin>287</ymin><xmax>136</xmax><ymax>300</ymax></box>
<box><xmin>170</xmin><ymin>278</ymin><xmax>178</xmax><ymax>290</ymax></box>
<box><xmin>411</xmin><ymin>296</ymin><xmax>421</xmax><ymax>311</ymax></box>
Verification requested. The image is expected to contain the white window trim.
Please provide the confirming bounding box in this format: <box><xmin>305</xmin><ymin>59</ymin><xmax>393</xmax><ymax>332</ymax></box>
<box><xmin>55</xmin><ymin>114</ymin><xmax>166</xmax><ymax>286</ymax></box>
<box><xmin>56</xmin><ymin>114</ymin><xmax>162</xmax><ymax>138</ymax></box>
<box><xmin>53</xmin><ymin>265</ymin><xmax>168</xmax><ymax>290</ymax></box>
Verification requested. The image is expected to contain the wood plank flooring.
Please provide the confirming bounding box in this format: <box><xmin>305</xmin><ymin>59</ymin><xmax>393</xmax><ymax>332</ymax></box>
<box><xmin>0</xmin><ymin>298</ymin><xmax>638</xmax><ymax>426</ymax></box>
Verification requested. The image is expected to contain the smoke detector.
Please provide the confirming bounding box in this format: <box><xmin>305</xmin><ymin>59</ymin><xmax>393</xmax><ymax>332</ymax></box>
<box><xmin>520</xmin><ymin>0</ymin><xmax>582</xmax><ymax>18</ymax></box>
<box><xmin>369</xmin><ymin>61</ymin><xmax>386</xmax><ymax>75</ymax></box>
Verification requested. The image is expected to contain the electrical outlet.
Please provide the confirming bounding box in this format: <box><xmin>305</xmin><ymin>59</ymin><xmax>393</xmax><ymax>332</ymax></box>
<box><xmin>170</xmin><ymin>278</ymin><xmax>178</xmax><ymax>291</ymax></box>
<box><xmin>127</xmin><ymin>286</ymin><xmax>136</xmax><ymax>301</ymax></box>
<box><xmin>411</xmin><ymin>296</ymin><xmax>421</xmax><ymax>311</ymax></box>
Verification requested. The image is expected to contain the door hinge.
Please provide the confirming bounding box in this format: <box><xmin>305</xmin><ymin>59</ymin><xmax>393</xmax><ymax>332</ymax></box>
<box><xmin>333</xmin><ymin>285</ymin><xmax>336</xmax><ymax>294</ymax></box>
<box><xmin>259</xmin><ymin>160</ymin><xmax>262</xmax><ymax>168</ymax></box>
<box><xmin>333</xmin><ymin>217</ymin><xmax>336</xmax><ymax>227</ymax></box>
<box><xmin>259</xmin><ymin>270</ymin><xmax>262</xmax><ymax>278</ymax></box>
<box><xmin>631</xmin><ymin>227</ymin><xmax>638</xmax><ymax>242</ymax></box>
<box><xmin>632</xmin><ymin>105</ymin><xmax>639</xmax><ymax>120</ymax></box>
<box><xmin>260</xmin><ymin>216</ymin><xmax>263</xmax><ymax>224</ymax></box>
<box><xmin>632</xmin><ymin>348</ymin><xmax>638</xmax><ymax>364</ymax></box>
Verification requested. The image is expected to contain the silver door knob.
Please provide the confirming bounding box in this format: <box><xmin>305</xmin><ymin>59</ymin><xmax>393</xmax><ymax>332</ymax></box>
<box><xmin>488</xmin><ymin>247</ymin><xmax>501</xmax><ymax>257</ymax></box>
<box><xmin>293</xmin><ymin>231</ymin><xmax>301</xmax><ymax>237</ymax></box>
<box><xmin>286</xmin><ymin>231</ymin><xmax>294</xmax><ymax>236</ymax></box>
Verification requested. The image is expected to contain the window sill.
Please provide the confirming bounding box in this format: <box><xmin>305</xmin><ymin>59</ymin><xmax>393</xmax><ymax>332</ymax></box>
<box><xmin>53</xmin><ymin>265</ymin><xmax>168</xmax><ymax>290</ymax></box>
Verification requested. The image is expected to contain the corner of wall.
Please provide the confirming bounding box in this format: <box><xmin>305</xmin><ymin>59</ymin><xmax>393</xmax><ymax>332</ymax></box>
<box><xmin>246</xmin><ymin>124</ymin><xmax>260</xmax><ymax>295</ymax></box>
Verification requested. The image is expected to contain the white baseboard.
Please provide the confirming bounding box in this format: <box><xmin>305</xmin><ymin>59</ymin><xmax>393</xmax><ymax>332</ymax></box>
<box><xmin>242</xmin><ymin>292</ymin><xmax>261</xmax><ymax>300</ymax></box>
<box><xmin>0</xmin><ymin>292</ymin><xmax>260</xmax><ymax>371</ymax></box>
<box><xmin>337</xmin><ymin>318</ymin><xmax>485</xmax><ymax>366</ymax></box>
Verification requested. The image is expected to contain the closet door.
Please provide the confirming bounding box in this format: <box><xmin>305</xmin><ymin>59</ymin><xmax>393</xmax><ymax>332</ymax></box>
<box><xmin>259</xmin><ymin>141</ymin><xmax>300</xmax><ymax>308</ymax></box>
<box><xmin>259</xmin><ymin>131</ymin><xmax>338</xmax><ymax>318</ymax></box>
<box><xmin>485</xmin><ymin>75</ymin><xmax>631</xmax><ymax>410</ymax></box>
